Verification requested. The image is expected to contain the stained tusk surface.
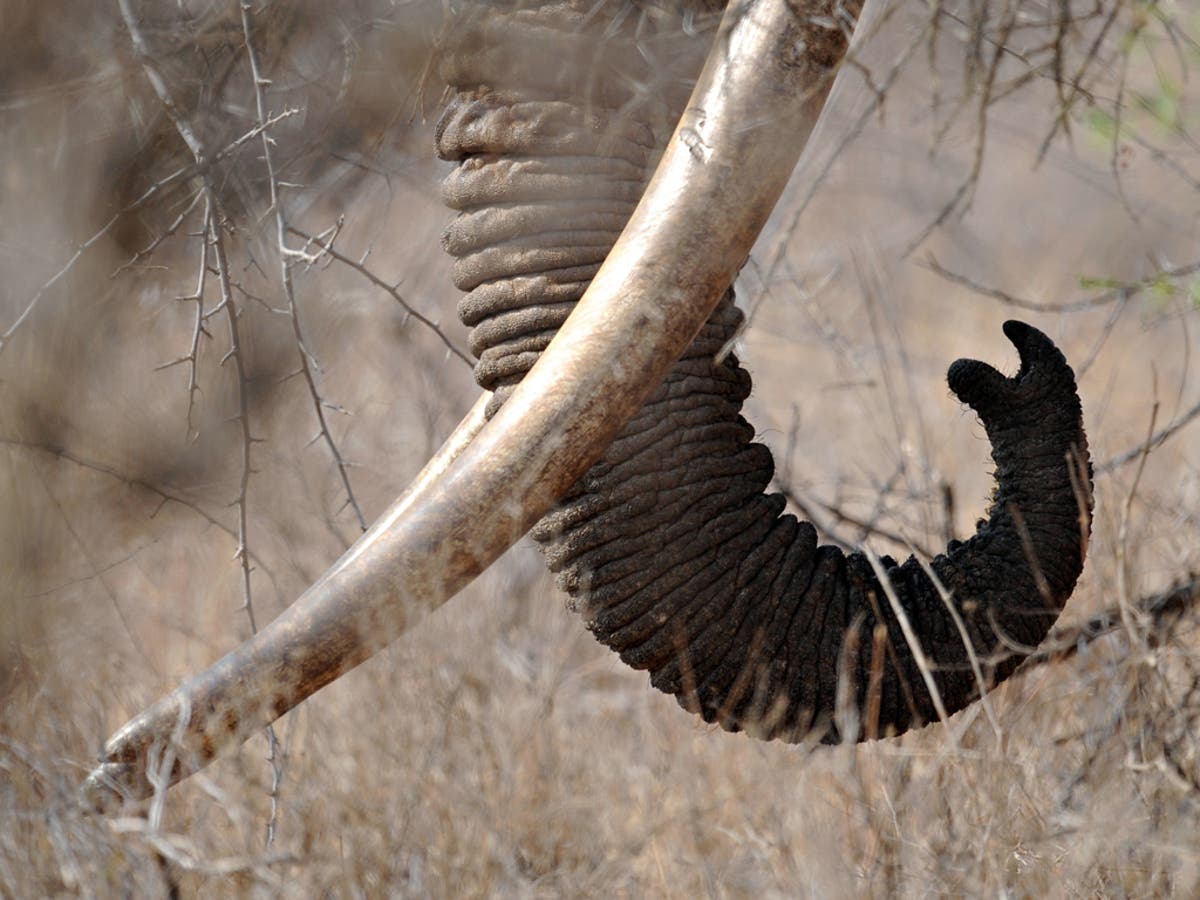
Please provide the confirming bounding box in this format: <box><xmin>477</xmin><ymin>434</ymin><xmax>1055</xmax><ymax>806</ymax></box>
<box><xmin>82</xmin><ymin>0</ymin><xmax>855</xmax><ymax>809</ymax></box>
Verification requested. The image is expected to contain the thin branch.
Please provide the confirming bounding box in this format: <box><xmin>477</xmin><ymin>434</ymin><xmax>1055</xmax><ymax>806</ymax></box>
<box><xmin>1029</xmin><ymin>579</ymin><xmax>1200</xmax><ymax>665</ymax></box>
<box><xmin>0</xmin><ymin>108</ymin><xmax>295</xmax><ymax>357</ymax></box>
<box><xmin>773</xmin><ymin>481</ymin><xmax>937</xmax><ymax>559</ymax></box>
<box><xmin>239</xmin><ymin>1</ymin><xmax>365</xmax><ymax>536</ymax></box>
<box><xmin>209</xmin><ymin>217</ymin><xmax>259</xmax><ymax>630</ymax></box>
<box><xmin>21</xmin><ymin>453</ymin><xmax>158</xmax><ymax>675</ymax></box>
<box><xmin>236</xmin><ymin>0</ymin><xmax>308</xmax><ymax>844</ymax></box>
<box><xmin>18</xmin><ymin>541</ymin><xmax>157</xmax><ymax>600</ymax></box>
<box><xmin>0</xmin><ymin>436</ymin><xmax>261</xmax><ymax>568</ymax></box>
<box><xmin>753</xmin><ymin>3</ymin><xmax>928</xmax><ymax>310</ymax></box>
<box><xmin>287</xmin><ymin>224</ymin><xmax>473</xmax><ymax>366</ymax></box>
<box><xmin>154</xmin><ymin>199</ymin><xmax>212</xmax><ymax>441</ymax></box>
<box><xmin>1036</xmin><ymin>0</ymin><xmax>1124</xmax><ymax>163</ymax></box>
<box><xmin>923</xmin><ymin>252</ymin><xmax>1200</xmax><ymax>314</ymax></box>
<box><xmin>902</xmin><ymin>0</ymin><xmax>1018</xmax><ymax>258</ymax></box>
<box><xmin>111</xmin><ymin>188</ymin><xmax>205</xmax><ymax>278</ymax></box>
<box><xmin>1099</xmin><ymin>396</ymin><xmax>1200</xmax><ymax>474</ymax></box>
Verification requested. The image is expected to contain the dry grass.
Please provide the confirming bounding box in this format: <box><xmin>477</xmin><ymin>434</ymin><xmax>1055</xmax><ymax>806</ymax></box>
<box><xmin>2</xmin><ymin>1</ymin><xmax>1199</xmax><ymax>897</ymax></box>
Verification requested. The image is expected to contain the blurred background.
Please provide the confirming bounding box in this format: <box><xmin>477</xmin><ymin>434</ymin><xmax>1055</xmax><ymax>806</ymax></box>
<box><xmin>2</xmin><ymin>0</ymin><xmax>1198</xmax><ymax>895</ymax></box>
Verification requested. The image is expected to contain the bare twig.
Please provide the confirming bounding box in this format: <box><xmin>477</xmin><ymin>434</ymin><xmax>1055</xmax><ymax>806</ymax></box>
<box><xmin>865</xmin><ymin>548</ymin><xmax>957</xmax><ymax>749</ymax></box>
<box><xmin>287</xmin><ymin>224</ymin><xmax>473</xmax><ymax>366</ymax></box>
<box><xmin>240</xmin><ymin>0</ymin><xmax>366</xmax><ymax>539</ymax></box>
<box><xmin>923</xmin><ymin>252</ymin><xmax>1200</xmax><ymax>314</ymax></box>
<box><xmin>209</xmin><ymin>205</ymin><xmax>286</xmax><ymax>848</ymax></box>
<box><xmin>111</xmin><ymin>188</ymin><xmax>205</xmax><ymax>278</ymax></box>
<box><xmin>1099</xmin><ymin>396</ymin><xmax>1200</xmax><ymax>474</ymax></box>
<box><xmin>20</xmin><ymin>453</ymin><xmax>157</xmax><ymax>674</ymax></box>
<box><xmin>234</xmin><ymin>1</ymin><xmax>313</xmax><ymax>844</ymax></box>
<box><xmin>1036</xmin><ymin>0</ymin><xmax>1123</xmax><ymax>163</ymax></box>
<box><xmin>753</xmin><ymin>4</ymin><xmax>928</xmax><ymax>310</ymax></box>
<box><xmin>1115</xmin><ymin>397</ymin><xmax>1159</xmax><ymax>651</ymax></box>
<box><xmin>207</xmin><ymin>216</ymin><xmax>258</xmax><ymax>631</ymax></box>
<box><xmin>1030</xmin><ymin>579</ymin><xmax>1200</xmax><ymax>665</ymax></box>
<box><xmin>0</xmin><ymin>109</ymin><xmax>295</xmax><ymax>358</ymax></box>
<box><xmin>0</xmin><ymin>435</ymin><xmax>274</xmax><ymax>583</ymax></box>
<box><xmin>154</xmin><ymin>197</ymin><xmax>212</xmax><ymax>441</ymax></box>
<box><xmin>902</xmin><ymin>1</ymin><xmax>1018</xmax><ymax>258</ymax></box>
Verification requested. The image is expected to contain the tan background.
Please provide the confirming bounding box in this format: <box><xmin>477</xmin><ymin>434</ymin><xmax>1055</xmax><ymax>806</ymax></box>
<box><xmin>2</xmin><ymin>1</ymin><xmax>1197</xmax><ymax>895</ymax></box>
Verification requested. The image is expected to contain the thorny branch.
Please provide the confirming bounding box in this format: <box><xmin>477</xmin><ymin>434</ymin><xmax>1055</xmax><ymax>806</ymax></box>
<box><xmin>240</xmin><ymin>0</ymin><xmax>366</xmax><ymax>537</ymax></box>
<box><xmin>154</xmin><ymin>197</ymin><xmax>212</xmax><ymax>441</ymax></box>
<box><xmin>0</xmin><ymin>108</ymin><xmax>297</xmax><ymax>357</ymax></box>
<box><xmin>113</xmin><ymin>189</ymin><xmax>205</xmax><ymax>278</ymax></box>
<box><xmin>116</xmin><ymin>0</ymin><xmax>283</xmax><ymax>849</ymax></box>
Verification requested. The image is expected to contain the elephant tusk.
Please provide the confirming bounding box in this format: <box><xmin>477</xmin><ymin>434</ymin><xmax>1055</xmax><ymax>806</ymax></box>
<box><xmin>82</xmin><ymin>0</ymin><xmax>854</xmax><ymax>809</ymax></box>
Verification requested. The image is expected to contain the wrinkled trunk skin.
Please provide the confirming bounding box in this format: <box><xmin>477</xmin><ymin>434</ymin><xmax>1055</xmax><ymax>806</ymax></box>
<box><xmin>438</xmin><ymin>0</ymin><xmax>1091</xmax><ymax>741</ymax></box>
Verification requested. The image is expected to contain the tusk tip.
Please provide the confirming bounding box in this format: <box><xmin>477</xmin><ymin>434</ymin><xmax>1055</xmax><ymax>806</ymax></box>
<box><xmin>79</xmin><ymin>761</ymin><xmax>150</xmax><ymax>814</ymax></box>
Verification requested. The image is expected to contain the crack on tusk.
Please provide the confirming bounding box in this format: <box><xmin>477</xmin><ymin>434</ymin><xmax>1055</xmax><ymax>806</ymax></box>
<box><xmin>678</xmin><ymin>106</ymin><xmax>711</xmax><ymax>162</ymax></box>
<box><xmin>679</xmin><ymin>127</ymin><xmax>712</xmax><ymax>163</ymax></box>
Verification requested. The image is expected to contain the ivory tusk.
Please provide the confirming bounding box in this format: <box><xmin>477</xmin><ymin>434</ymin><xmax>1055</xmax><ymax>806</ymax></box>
<box><xmin>82</xmin><ymin>0</ymin><xmax>854</xmax><ymax>809</ymax></box>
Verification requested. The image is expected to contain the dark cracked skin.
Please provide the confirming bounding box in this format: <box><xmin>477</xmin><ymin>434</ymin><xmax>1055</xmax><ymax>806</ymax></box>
<box><xmin>437</xmin><ymin>0</ymin><xmax>1093</xmax><ymax>742</ymax></box>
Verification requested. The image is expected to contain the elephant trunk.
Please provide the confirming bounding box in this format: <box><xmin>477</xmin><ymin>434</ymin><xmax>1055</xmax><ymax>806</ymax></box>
<box><xmin>440</xmin><ymin>3</ymin><xmax>1092</xmax><ymax>740</ymax></box>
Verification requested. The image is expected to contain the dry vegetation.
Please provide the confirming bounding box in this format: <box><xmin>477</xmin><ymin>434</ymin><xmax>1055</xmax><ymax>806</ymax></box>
<box><xmin>2</xmin><ymin>0</ymin><xmax>1198</xmax><ymax>896</ymax></box>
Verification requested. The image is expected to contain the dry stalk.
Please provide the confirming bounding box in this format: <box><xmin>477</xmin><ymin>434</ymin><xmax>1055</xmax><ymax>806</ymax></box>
<box><xmin>913</xmin><ymin>554</ymin><xmax>1003</xmax><ymax>743</ymax></box>
<box><xmin>1115</xmin><ymin>397</ymin><xmax>1160</xmax><ymax>654</ymax></box>
<box><xmin>865</xmin><ymin>547</ymin><xmax>957</xmax><ymax>749</ymax></box>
